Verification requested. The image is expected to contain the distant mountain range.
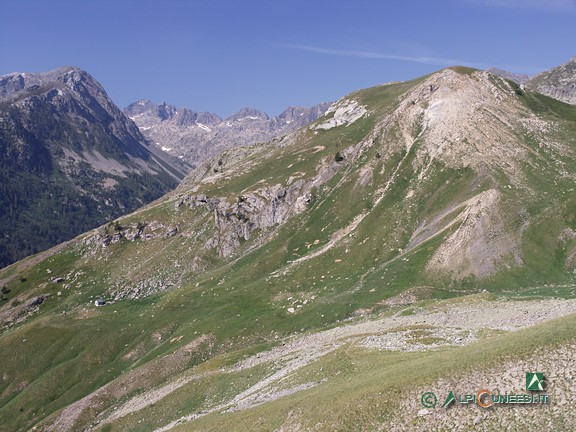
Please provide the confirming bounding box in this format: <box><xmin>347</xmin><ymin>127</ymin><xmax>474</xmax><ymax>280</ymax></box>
<box><xmin>485</xmin><ymin>67</ymin><xmax>532</xmax><ymax>84</ymax></box>
<box><xmin>124</xmin><ymin>99</ymin><xmax>331</xmax><ymax>167</ymax></box>
<box><xmin>0</xmin><ymin>66</ymin><xmax>185</xmax><ymax>268</ymax></box>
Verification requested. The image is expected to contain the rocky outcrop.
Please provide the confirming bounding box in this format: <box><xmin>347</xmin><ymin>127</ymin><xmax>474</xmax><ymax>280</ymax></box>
<box><xmin>175</xmin><ymin>179</ymin><xmax>311</xmax><ymax>258</ymax></box>
<box><xmin>312</xmin><ymin>99</ymin><xmax>368</xmax><ymax>130</ymax></box>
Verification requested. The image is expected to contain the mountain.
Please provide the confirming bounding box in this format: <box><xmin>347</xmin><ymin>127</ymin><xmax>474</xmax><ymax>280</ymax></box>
<box><xmin>124</xmin><ymin>99</ymin><xmax>331</xmax><ymax>167</ymax></box>
<box><xmin>0</xmin><ymin>66</ymin><xmax>185</xmax><ymax>268</ymax></box>
<box><xmin>485</xmin><ymin>67</ymin><xmax>532</xmax><ymax>84</ymax></box>
<box><xmin>1</xmin><ymin>66</ymin><xmax>576</xmax><ymax>431</ymax></box>
<box><xmin>526</xmin><ymin>56</ymin><xmax>576</xmax><ymax>104</ymax></box>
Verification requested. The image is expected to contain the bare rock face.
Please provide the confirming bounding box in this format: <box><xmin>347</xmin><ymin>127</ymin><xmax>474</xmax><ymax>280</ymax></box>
<box><xmin>424</xmin><ymin>189</ymin><xmax>523</xmax><ymax>278</ymax></box>
<box><xmin>124</xmin><ymin>100</ymin><xmax>331</xmax><ymax>167</ymax></box>
<box><xmin>312</xmin><ymin>99</ymin><xmax>368</xmax><ymax>130</ymax></box>
<box><xmin>526</xmin><ymin>56</ymin><xmax>576</xmax><ymax>105</ymax></box>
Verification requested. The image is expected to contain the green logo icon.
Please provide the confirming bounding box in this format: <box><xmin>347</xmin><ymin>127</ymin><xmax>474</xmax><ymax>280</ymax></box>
<box><xmin>526</xmin><ymin>372</ymin><xmax>545</xmax><ymax>391</ymax></box>
<box><xmin>442</xmin><ymin>391</ymin><xmax>456</xmax><ymax>408</ymax></box>
<box><xmin>421</xmin><ymin>391</ymin><xmax>437</xmax><ymax>408</ymax></box>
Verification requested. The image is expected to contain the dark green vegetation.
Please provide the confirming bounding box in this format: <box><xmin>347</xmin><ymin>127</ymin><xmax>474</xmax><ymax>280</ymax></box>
<box><xmin>1</xmin><ymin>67</ymin><xmax>576</xmax><ymax>431</ymax></box>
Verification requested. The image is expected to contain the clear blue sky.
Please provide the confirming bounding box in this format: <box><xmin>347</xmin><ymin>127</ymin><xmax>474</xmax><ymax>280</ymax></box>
<box><xmin>1</xmin><ymin>0</ymin><xmax>574</xmax><ymax>117</ymax></box>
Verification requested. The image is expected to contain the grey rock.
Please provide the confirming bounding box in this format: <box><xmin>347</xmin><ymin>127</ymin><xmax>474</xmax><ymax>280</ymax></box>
<box><xmin>165</xmin><ymin>227</ymin><xmax>179</xmax><ymax>238</ymax></box>
<box><xmin>526</xmin><ymin>56</ymin><xmax>576</xmax><ymax>104</ymax></box>
<box><xmin>124</xmin><ymin>100</ymin><xmax>331</xmax><ymax>167</ymax></box>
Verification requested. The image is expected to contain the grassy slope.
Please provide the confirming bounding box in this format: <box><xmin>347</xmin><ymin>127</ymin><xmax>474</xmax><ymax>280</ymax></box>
<box><xmin>170</xmin><ymin>311</ymin><xmax>576</xmax><ymax>432</ymax></box>
<box><xmin>1</xmin><ymin>72</ymin><xmax>576</xmax><ymax>431</ymax></box>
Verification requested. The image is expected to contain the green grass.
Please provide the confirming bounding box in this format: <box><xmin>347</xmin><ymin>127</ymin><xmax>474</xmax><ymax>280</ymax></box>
<box><xmin>167</xmin><ymin>312</ymin><xmax>576</xmax><ymax>432</ymax></box>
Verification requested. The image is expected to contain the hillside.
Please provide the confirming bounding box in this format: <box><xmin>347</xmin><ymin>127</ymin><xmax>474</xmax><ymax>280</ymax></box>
<box><xmin>1</xmin><ymin>66</ymin><xmax>576</xmax><ymax>431</ymax></box>
<box><xmin>124</xmin><ymin>100</ymin><xmax>331</xmax><ymax>167</ymax></box>
<box><xmin>0</xmin><ymin>67</ymin><xmax>185</xmax><ymax>268</ymax></box>
<box><xmin>527</xmin><ymin>56</ymin><xmax>576</xmax><ymax>105</ymax></box>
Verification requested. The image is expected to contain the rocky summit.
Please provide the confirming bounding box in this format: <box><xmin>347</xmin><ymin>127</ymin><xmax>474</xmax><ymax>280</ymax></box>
<box><xmin>0</xmin><ymin>66</ymin><xmax>185</xmax><ymax>268</ymax></box>
<box><xmin>124</xmin><ymin>99</ymin><xmax>331</xmax><ymax>168</ymax></box>
<box><xmin>1</xmin><ymin>62</ymin><xmax>576</xmax><ymax>432</ymax></box>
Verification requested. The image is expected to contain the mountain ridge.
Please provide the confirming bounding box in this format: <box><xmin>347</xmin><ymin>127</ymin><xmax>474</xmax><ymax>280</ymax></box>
<box><xmin>124</xmin><ymin>99</ymin><xmax>331</xmax><ymax>167</ymax></box>
<box><xmin>0</xmin><ymin>66</ymin><xmax>185</xmax><ymax>268</ymax></box>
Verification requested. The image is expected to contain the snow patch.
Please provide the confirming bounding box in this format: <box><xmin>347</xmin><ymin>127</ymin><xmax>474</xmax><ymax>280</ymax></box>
<box><xmin>128</xmin><ymin>112</ymin><xmax>146</xmax><ymax>120</ymax></box>
<box><xmin>196</xmin><ymin>123</ymin><xmax>211</xmax><ymax>132</ymax></box>
<box><xmin>236</xmin><ymin>116</ymin><xmax>262</xmax><ymax>121</ymax></box>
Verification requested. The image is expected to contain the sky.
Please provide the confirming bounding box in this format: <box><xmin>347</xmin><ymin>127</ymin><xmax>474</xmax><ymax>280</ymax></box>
<box><xmin>1</xmin><ymin>0</ymin><xmax>575</xmax><ymax>117</ymax></box>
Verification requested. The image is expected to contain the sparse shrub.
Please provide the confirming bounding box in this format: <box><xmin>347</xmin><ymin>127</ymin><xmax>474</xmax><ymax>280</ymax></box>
<box><xmin>113</xmin><ymin>221</ymin><xmax>123</xmax><ymax>231</ymax></box>
<box><xmin>1</xmin><ymin>286</ymin><xmax>10</xmax><ymax>295</ymax></box>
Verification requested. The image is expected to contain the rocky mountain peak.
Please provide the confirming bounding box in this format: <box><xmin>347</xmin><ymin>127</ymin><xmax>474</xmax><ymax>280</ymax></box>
<box><xmin>226</xmin><ymin>107</ymin><xmax>269</xmax><ymax>122</ymax></box>
<box><xmin>124</xmin><ymin>100</ymin><xmax>223</xmax><ymax>130</ymax></box>
<box><xmin>277</xmin><ymin>105</ymin><xmax>331</xmax><ymax>123</ymax></box>
<box><xmin>385</xmin><ymin>68</ymin><xmax>529</xmax><ymax>175</ymax></box>
<box><xmin>0</xmin><ymin>66</ymin><xmax>99</xmax><ymax>97</ymax></box>
<box><xmin>125</xmin><ymin>100</ymin><xmax>330</xmax><ymax>167</ymax></box>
